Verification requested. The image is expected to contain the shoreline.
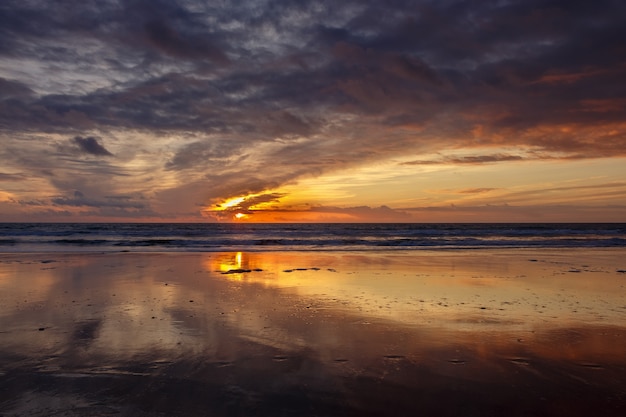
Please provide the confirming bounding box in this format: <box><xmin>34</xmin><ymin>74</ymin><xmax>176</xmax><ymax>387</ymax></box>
<box><xmin>2</xmin><ymin>245</ymin><xmax>626</xmax><ymax>254</ymax></box>
<box><xmin>1</xmin><ymin>249</ymin><xmax>625</xmax><ymax>416</ymax></box>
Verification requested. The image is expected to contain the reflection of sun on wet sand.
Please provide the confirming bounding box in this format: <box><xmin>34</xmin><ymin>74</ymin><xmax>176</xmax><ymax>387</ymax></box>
<box><xmin>1</xmin><ymin>249</ymin><xmax>625</xmax><ymax>416</ymax></box>
<box><xmin>209</xmin><ymin>250</ymin><xmax>626</xmax><ymax>329</ymax></box>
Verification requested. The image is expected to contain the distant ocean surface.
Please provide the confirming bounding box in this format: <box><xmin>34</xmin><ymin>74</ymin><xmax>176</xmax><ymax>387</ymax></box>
<box><xmin>0</xmin><ymin>223</ymin><xmax>625</xmax><ymax>253</ymax></box>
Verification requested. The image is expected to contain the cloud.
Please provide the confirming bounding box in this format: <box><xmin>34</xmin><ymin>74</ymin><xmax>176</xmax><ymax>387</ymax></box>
<box><xmin>143</xmin><ymin>19</ymin><xmax>229</xmax><ymax>63</ymax></box>
<box><xmin>0</xmin><ymin>172</ymin><xmax>26</xmax><ymax>181</ymax></box>
<box><xmin>477</xmin><ymin>181</ymin><xmax>626</xmax><ymax>206</ymax></box>
<box><xmin>72</xmin><ymin>136</ymin><xmax>113</xmax><ymax>157</ymax></box>
<box><xmin>312</xmin><ymin>205</ymin><xmax>414</xmax><ymax>222</ymax></box>
<box><xmin>207</xmin><ymin>192</ymin><xmax>286</xmax><ymax>221</ymax></box>
<box><xmin>458</xmin><ymin>188</ymin><xmax>499</xmax><ymax>194</ymax></box>
<box><xmin>401</xmin><ymin>203</ymin><xmax>626</xmax><ymax>223</ymax></box>
<box><xmin>51</xmin><ymin>195</ymin><xmax>145</xmax><ymax>209</ymax></box>
<box><xmin>402</xmin><ymin>154</ymin><xmax>525</xmax><ymax>165</ymax></box>
<box><xmin>165</xmin><ymin>139</ymin><xmax>246</xmax><ymax>171</ymax></box>
<box><xmin>204</xmin><ymin>190</ymin><xmax>416</xmax><ymax>222</ymax></box>
<box><xmin>1</xmin><ymin>0</ymin><xmax>625</xmax><ymax>220</ymax></box>
<box><xmin>231</xmin><ymin>193</ymin><xmax>286</xmax><ymax>212</ymax></box>
<box><xmin>0</xmin><ymin>78</ymin><xmax>34</xmax><ymax>99</ymax></box>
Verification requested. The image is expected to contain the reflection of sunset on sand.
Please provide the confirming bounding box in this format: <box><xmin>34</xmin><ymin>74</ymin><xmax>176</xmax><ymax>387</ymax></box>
<box><xmin>1</xmin><ymin>250</ymin><xmax>625</xmax><ymax>416</ymax></box>
<box><xmin>207</xmin><ymin>250</ymin><xmax>626</xmax><ymax>328</ymax></box>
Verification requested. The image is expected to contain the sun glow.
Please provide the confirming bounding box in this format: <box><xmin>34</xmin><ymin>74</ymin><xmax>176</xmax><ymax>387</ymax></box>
<box><xmin>217</xmin><ymin>196</ymin><xmax>246</xmax><ymax>210</ymax></box>
<box><xmin>206</xmin><ymin>192</ymin><xmax>283</xmax><ymax>221</ymax></box>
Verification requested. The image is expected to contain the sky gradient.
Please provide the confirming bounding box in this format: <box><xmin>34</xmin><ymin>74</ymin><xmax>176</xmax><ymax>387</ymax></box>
<box><xmin>1</xmin><ymin>0</ymin><xmax>625</xmax><ymax>222</ymax></box>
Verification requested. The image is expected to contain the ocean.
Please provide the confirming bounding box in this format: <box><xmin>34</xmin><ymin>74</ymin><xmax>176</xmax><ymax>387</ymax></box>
<box><xmin>0</xmin><ymin>223</ymin><xmax>624</xmax><ymax>252</ymax></box>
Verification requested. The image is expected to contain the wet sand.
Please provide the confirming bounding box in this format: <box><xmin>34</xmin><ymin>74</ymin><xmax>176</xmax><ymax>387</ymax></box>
<box><xmin>1</xmin><ymin>249</ymin><xmax>625</xmax><ymax>416</ymax></box>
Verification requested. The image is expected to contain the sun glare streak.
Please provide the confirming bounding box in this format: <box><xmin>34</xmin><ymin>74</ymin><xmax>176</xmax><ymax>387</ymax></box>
<box><xmin>216</xmin><ymin>196</ymin><xmax>246</xmax><ymax>210</ymax></box>
<box><xmin>207</xmin><ymin>191</ymin><xmax>286</xmax><ymax>221</ymax></box>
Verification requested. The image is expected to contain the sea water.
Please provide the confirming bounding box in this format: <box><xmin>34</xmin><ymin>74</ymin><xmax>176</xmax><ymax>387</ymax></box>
<box><xmin>0</xmin><ymin>223</ymin><xmax>624</xmax><ymax>252</ymax></box>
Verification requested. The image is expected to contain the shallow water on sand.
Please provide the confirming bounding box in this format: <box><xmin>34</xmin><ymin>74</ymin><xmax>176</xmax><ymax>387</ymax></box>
<box><xmin>1</xmin><ymin>250</ymin><xmax>625</xmax><ymax>416</ymax></box>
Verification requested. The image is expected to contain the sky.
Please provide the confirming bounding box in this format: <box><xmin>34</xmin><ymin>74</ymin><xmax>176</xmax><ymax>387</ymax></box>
<box><xmin>0</xmin><ymin>0</ymin><xmax>625</xmax><ymax>222</ymax></box>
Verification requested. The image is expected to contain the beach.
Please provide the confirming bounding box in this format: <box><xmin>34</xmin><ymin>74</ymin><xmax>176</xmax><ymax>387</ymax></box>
<box><xmin>0</xmin><ymin>249</ymin><xmax>625</xmax><ymax>416</ymax></box>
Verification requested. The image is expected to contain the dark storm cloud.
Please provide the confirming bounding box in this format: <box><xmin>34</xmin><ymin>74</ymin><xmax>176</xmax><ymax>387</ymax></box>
<box><xmin>2</xmin><ymin>0</ymin><xmax>621</xmax><ymax>136</ymax></box>
<box><xmin>72</xmin><ymin>136</ymin><xmax>113</xmax><ymax>157</ymax></box>
<box><xmin>142</xmin><ymin>19</ymin><xmax>229</xmax><ymax>63</ymax></box>
<box><xmin>0</xmin><ymin>78</ymin><xmax>34</xmax><ymax>99</ymax></box>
